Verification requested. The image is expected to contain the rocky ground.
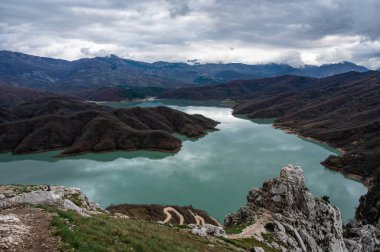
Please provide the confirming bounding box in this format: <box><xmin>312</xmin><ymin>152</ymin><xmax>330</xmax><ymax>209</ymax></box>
<box><xmin>0</xmin><ymin>185</ymin><xmax>235</xmax><ymax>251</ymax></box>
<box><xmin>0</xmin><ymin>207</ymin><xmax>60</xmax><ymax>251</ymax></box>
<box><xmin>0</xmin><ymin>185</ymin><xmax>106</xmax><ymax>251</ymax></box>
<box><xmin>0</xmin><ymin>185</ymin><xmax>103</xmax><ymax>214</ymax></box>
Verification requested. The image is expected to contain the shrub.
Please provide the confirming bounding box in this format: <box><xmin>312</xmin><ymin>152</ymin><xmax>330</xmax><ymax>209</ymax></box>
<box><xmin>264</xmin><ymin>222</ymin><xmax>276</xmax><ymax>232</ymax></box>
<box><xmin>343</xmin><ymin>228</ymin><xmax>359</xmax><ymax>238</ymax></box>
<box><xmin>321</xmin><ymin>195</ymin><xmax>330</xmax><ymax>203</ymax></box>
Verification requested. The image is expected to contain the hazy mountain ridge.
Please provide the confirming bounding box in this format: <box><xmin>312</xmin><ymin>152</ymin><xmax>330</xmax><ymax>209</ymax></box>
<box><xmin>0</xmin><ymin>51</ymin><xmax>369</xmax><ymax>90</ymax></box>
<box><xmin>160</xmin><ymin>71</ymin><xmax>379</xmax><ymax>100</ymax></box>
<box><xmin>159</xmin><ymin>75</ymin><xmax>317</xmax><ymax>100</ymax></box>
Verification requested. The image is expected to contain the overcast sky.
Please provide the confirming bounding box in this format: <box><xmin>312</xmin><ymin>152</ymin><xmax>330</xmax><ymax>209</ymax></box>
<box><xmin>1</xmin><ymin>0</ymin><xmax>380</xmax><ymax>68</ymax></box>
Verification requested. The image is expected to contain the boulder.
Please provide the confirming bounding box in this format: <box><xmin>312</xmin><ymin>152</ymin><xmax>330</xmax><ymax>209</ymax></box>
<box><xmin>190</xmin><ymin>224</ymin><xmax>225</xmax><ymax>237</ymax></box>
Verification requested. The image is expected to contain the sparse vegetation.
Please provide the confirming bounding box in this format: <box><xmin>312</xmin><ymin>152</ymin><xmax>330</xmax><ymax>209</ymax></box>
<box><xmin>39</xmin><ymin>206</ymin><xmax>241</xmax><ymax>252</ymax></box>
<box><xmin>3</xmin><ymin>184</ymin><xmax>47</xmax><ymax>197</ymax></box>
<box><xmin>343</xmin><ymin>228</ymin><xmax>359</xmax><ymax>239</ymax></box>
<box><xmin>261</xmin><ymin>232</ymin><xmax>288</xmax><ymax>250</ymax></box>
<box><xmin>224</xmin><ymin>225</ymin><xmax>246</xmax><ymax>234</ymax></box>
<box><xmin>64</xmin><ymin>193</ymin><xmax>83</xmax><ymax>208</ymax></box>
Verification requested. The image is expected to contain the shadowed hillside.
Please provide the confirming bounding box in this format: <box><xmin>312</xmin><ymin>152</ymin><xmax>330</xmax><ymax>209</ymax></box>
<box><xmin>0</xmin><ymin>88</ymin><xmax>218</xmax><ymax>156</ymax></box>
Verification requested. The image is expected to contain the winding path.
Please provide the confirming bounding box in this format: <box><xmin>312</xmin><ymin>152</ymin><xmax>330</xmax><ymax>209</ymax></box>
<box><xmin>226</xmin><ymin>211</ymin><xmax>271</xmax><ymax>239</ymax></box>
<box><xmin>159</xmin><ymin>207</ymin><xmax>184</xmax><ymax>225</ymax></box>
<box><xmin>188</xmin><ymin>209</ymin><xmax>205</xmax><ymax>225</ymax></box>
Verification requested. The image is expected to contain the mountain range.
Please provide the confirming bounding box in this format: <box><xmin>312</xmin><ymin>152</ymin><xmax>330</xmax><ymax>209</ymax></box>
<box><xmin>0</xmin><ymin>50</ymin><xmax>370</xmax><ymax>91</ymax></box>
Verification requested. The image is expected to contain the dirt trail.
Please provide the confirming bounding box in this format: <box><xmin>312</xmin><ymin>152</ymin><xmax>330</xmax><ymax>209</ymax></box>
<box><xmin>0</xmin><ymin>207</ymin><xmax>60</xmax><ymax>252</ymax></box>
<box><xmin>226</xmin><ymin>211</ymin><xmax>271</xmax><ymax>239</ymax></box>
<box><xmin>187</xmin><ymin>209</ymin><xmax>205</xmax><ymax>225</ymax></box>
<box><xmin>160</xmin><ymin>207</ymin><xmax>185</xmax><ymax>225</ymax></box>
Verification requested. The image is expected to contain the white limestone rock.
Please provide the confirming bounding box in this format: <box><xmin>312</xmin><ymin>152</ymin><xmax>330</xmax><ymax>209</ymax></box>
<box><xmin>190</xmin><ymin>224</ymin><xmax>225</xmax><ymax>237</ymax></box>
<box><xmin>344</xmin><ymin>223</ymin><xmax>380</xmax><ymax>252</ymax></box>
<box><xmin>225</xmin><ymin>164</ymin><xmax>348</xmax><ymax>252</ymax></box>
<box><xmin>191</xmin><ymin>225</ymin><xmax>207</xmax><ymax>236</ymax></box>
<box><xmin>0</xmin><ymin>185</ymin><xmax>103</xmax><ymax>215</ymax></box>
<box><xmin>254</xmin><ymin>247</ymin><xmax>265</xmax><ymax>252</ymax></box>
<box><xmin>63</xmin><ymin>199</ymin><xmax>83</xmax><ymax>212</ymax></box>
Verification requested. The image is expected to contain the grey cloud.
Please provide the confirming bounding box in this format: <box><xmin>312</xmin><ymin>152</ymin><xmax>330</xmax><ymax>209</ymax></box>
<box><xmin>0</xmin><ymin>0</ymin><xmax>380</xmax><ymax>68</ymax></box>
<box><xmin>167</xmin><ymin>0</ymin><xmax>191</xmax><ymax>18</ymax></box>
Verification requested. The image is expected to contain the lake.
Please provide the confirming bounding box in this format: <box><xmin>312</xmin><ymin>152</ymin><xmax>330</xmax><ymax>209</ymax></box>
<box><xmin>0</xmin><ymin>100</ymin><xmax>367</xmax><ymax>222</ymax></box>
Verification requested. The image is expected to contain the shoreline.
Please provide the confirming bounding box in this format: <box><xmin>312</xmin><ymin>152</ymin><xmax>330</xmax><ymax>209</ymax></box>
<box><xmin>274</xmin><ymin>125</ymin><xmax>346</xmax><ymax>155</ymax></box>
<box><xmin>2</xmin><ymin>129</ymin><xmax>218</xmax><ymax>158</ymax></box>
<box><xmin>91</xmin><ymin>97</ymin><xmax>157</xmax><ymax>104</ymax></box>
<box><xmin>272</xmin><ymin>124</ymin><xmax>370</xmax><ymax>188</ymax></box>
<box><xmin>55</xmin><ymin>145</ymin><xmax>182</xmax><ymax>158</ymax></box>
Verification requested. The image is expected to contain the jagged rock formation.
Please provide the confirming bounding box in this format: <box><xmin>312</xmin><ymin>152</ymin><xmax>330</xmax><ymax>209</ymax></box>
<box><xmin>225</xmin><ymin>165</ymin><xmax>349</xmax><ymax>252</ymax></box>
<box><xmin>344</xmin><ymin>222</ymin><xmax>380</xmax><ymax>252</ymax></box>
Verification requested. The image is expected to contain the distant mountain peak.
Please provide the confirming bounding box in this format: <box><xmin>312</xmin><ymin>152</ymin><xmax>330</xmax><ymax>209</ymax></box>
<box><xmin>0</xmin><ymin>50</ymin><xmax>371</xmax><ymax>90</ymax></box>
<box><xmin>320</xmin><ymin>61</ymin><xmax>364</xmax><ymax>67</ymax></box>
<box><xmin>109</xmin><ymin>54</ymin><xmax>120</xmax><ymax>59</ymax></box>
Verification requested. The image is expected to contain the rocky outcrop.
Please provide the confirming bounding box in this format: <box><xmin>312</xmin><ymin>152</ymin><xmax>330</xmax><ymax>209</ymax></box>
<box><xmin>190</xmin><ymin>224</ymin><xmax>225</xmax><ymax>237</ymax></box>
<box><xmin>225</xmin><ymin>165</ymin><xmax>348</xmax><ymax>252</ymax></box>
<box><xmin>344</xmin><ymin>222</ymin><xmax>380</xmax><ymax>252</ymax></box>
<box><xmin>0</xmin><ymin>185</ymin><xmax>104</xmax><ymax>215</ymax></box>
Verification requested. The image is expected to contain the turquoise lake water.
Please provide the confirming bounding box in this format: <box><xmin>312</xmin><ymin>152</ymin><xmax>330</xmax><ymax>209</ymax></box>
<box><xmin>0</xmin><ymin>100</ymin><xmax>367</xmax><ymax>222</ymax></box>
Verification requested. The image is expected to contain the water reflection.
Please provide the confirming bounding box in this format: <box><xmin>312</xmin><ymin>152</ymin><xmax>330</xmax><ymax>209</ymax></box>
<box><xmin>0</xmin><ymin>149</ymin><xmax>175</xmax><ymax>163</ymax></box>
<box><xmin>0</xmin><ymin>101</ymin><xmax>367</xmax><ymax>222</ymax></box>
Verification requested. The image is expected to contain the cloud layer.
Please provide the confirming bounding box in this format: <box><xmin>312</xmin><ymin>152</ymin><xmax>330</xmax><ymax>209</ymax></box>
<box><xmin>1</xmin><ymin>0</ymin><xmax>380</xmax><ymax>68</ymax></box>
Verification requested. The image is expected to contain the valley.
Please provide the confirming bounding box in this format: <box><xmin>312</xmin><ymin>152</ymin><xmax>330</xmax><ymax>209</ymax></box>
<box><xmin>0</xmin><ymin>51</ymin><xmax>378</xmax><ymax>251</ymax></box>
